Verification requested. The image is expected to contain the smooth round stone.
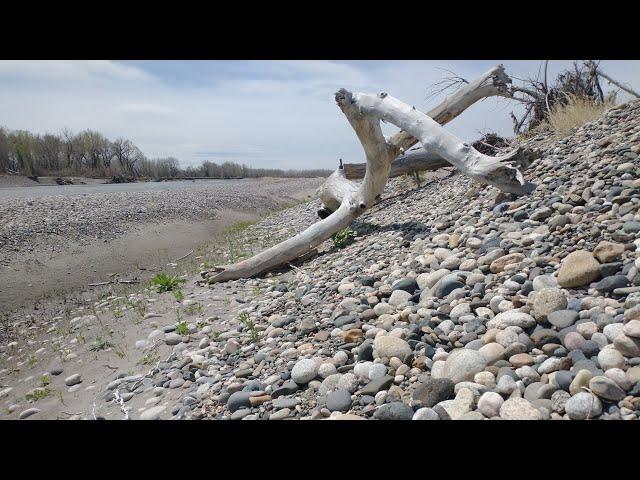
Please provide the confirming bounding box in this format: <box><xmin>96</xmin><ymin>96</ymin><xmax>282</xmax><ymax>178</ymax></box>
<box><xmin>411</xmin><ymin>377</ymin><xmax>454</xmax><ymax>408</ymax></box>
<box><xmin>557</xmin><ymin>250</ymin><xmax>601</xmax><ymax>288</ymax></box>
<box><xmin>604</xmin><ymin>368</ymin><xmax>633</xmax><ymax>390</ymax></box>
<box><xmin>554</xmin><ymin>370</ymin><xmax>573</xmax><ymax>392</ymax></box>
<box><xmin>164</xmin><ymin>333</ymin><xmax>182</xmax><ymax>346</ymax></box>
<box><xmin>487</xmin><ymin>311</ymin><xmax>536</xmax><ymax>329</ymax></box>
<box><xmin>478</xmin><ymin>343</ymin><xmax>505</xmax><ymax>364</ymax></box>
<box><xmin>368</xmin><ymin>363</ymin><xmax>387</xmax><ymax>380</ymax></box>
<box><xmin>291</xmin><ymin>359</ymin><xmax>319</xmax><ymax>384</ymax></box>
<box><xmin>326</xmin><ymin>389</ymin><xmax>352</xmax><ymax>412</ymax></box>
<box><xmin>548</xmin><ymin>310</ymin><xmax>579</xmax><ymax>329</ymax></box>
<box><xmin>269</xmin><ymin>408</ymin><xmax>291</xmax><ymax>420</ymax></box>
<box><xmin>565</xmin><ymin>392</ymin><xmax>602</xmax><ymax>420</ymax></box>
<box><xmin>532</xmin><ymin>275</ymin><xmax>558</xmax><ymax>292</ymax></box>
<box><xmin>477</xmin><ymin>391</ymin><xmax>503</xmax><ymax>418</ymax></box>
<box><xmin>139</xmin><ymin>405</ymin><xmax>166</xmax><ymax>420</ymax></box>
<box><xmin>496</xmin><ymin>375</ymin><xmax>518</xmax><ymax>395</ymax></box>
<box><xmin>496</xmin><ymin>329</ymin><xmax>519</xmax><ymax>348</ymax></box>
<box><xmin>569</xmin><ymin>370</ymin><xmax>593</xmax><ymax>395</ymax></box>
<box><xmin>64</xmin><ymin>374</ymin><xmax>82</xmax><ymax>387</ymax></box>
<box><xmin>550</xmin><ymin>390</ymin><xmax>571</xmax><ymax>414</ymax></box>
<box><xmin>532</xmin><ymin>288</ymin><xmax>567</xmax><ymax>321</ymax></box>
<box><xmin>373</xmin><ymin>336</ymin><xmax>411</xmax><ymax>360</ymax></box>
<box><xmin>442</xmin><ymin>349</ymin><xmax>487</xmax><ymax>384</ymax></box>
<box><xmin>373</xmin><ymin>402</ymin><xmax>414</xmax><ymax>420</ymax></box>
<box><xmin>354</xmin><ymin>362</ymin><xmax>372</xmax><ymax>379</ymax></box>
<box><xmin>588</xmin><ymin>376</ymin><xmax>626</xmax><ymax>401</ymax></box>
<box><xmin>563</xmin><ymin>332</ymin><xmax>586</xmax><ymax>351</ymax></box>
<box><xmin>19</xmin><ymin>408</ymin><xmax>41</xmax><ymax>420</ymax></box>
<box><xmin>412</xmin><ymin>407</ymin><xmax>440</xmax><ymax>420</ymax></box>
<box><xmin>318</xmin><ymin>363</ymin><xmax>337</xmax><ymax>379</ymax></box>
<box><xmin>510</xmin><ymin>353</ymin><xmax>534</xmax><ymax>368</ymax></box>
<box><xmin>338</xmin><ymin>373</ymin><xmax>358</xmax><ymax>393</ymax></box>
<box><xmin>227</xmin><ymin>391</ymin><xmax>252</xmax><ymax>413</ymax></box>
<box><xmin>603</xmin><ymin>323</ymin><xmax>625</xmax><ymax>342</ymax></box>
<box><xmin>499</xmin><ymin>398</ymin><xmax>542</xmax><ymax>420</ymax></box>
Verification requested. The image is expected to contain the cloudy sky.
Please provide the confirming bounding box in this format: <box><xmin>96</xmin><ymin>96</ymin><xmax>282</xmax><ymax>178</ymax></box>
<box><xmin>1</xmin><ymin>60</ymin><xmax>638</xmax><ymax>170</ymax></box>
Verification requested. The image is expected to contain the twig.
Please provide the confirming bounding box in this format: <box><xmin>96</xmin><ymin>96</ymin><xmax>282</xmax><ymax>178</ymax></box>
<box><xmin>87</xmin><ymin>282</ymin><xmax>111</xmax><ymax>287</ymax></box>
<box><xmin>174</xmin><ymin>250</ymin><xmax>194</xmax><ymax>263</ymax></box>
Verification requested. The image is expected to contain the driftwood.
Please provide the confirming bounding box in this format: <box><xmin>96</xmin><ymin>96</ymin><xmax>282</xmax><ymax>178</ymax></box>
<box><xmin>318</xmin><ymin>65</ymin><xmax>518</xmax><ymax>213</ymax></box>
<box><xmin>595</xmin><ymin>68</ymin><xmax>640</xmax><ymax>99</ymax></box>
<box><xmin>203</xmin><ymin>86</ymin><xmax>532</xmax><ymax>284</ymax></box>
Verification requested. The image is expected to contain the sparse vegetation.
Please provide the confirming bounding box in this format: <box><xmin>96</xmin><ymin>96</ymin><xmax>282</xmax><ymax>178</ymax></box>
<box><xmin>535</xmin><ymin>93</ymin><xmax>615</xmax><ymax>138</ymax></box>
<box><xmin>238</xmin><ymin>312</ymin><xmax>259</xmax><ymax>343</ymax></box>
<box><xmin>90</xmin><ymin>336</ymin><xmax>114</xmax><ymax>351</ymax></box>
<box><xmin>140</xmin><ymin>350</ymin><xmax>160</xmax><ymax>366</ymax></box>
<box><xmin>176</xmin><ymin>321</ymin><xmax>189</xmax><ymax>336</ymax></box>
<box><xmin>332</xmin><ymin>227</ymin><xmax>355</xmax><ymax>249</ymax></box>
<box><xmin>152</xmin><ymin>273</ymin><xmax>186</xmax><ymax>293</ymax></box>
<box><xmin>26</xmin><ymin>386</ymin><xmax>51</xmax><ymax>402</ymax></box>
<box><xmin>224</xmin><ymin>221</ymin><xmax>255</xmax><ymax>235</ymax></box>
<box><xmin>185</xmin><ymin>302</ymin><xmax>203</xmax><ymax>315</ymax></box>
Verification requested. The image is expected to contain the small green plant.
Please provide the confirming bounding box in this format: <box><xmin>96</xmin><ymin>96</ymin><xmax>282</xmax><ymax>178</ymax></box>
<box><xmin>253</xmin><ymin>286</ymin><xmax>262</xmax><ymax>296</ymax></box>
<box><xmin>140</xmin><ymin>350</ymin><xmax>160</xmax><ymax>366</ymax></box>
<box><xmin>185</xmin><ymin>302</ymin><xmax>203</xmax><ymax>315</ymax></box>
<box><xmin>26</xmin><ymin>355</ymin><xmax>37</xmax><ymax>369</ymax></box>
<box><xmin>332</xmin><ymin>227</ymin><xmax>355</xmax><ymax>249</ymax></box>
<box><xmin>196</xmin><ymin>319</ymin><xmax>209</xmax><ymax>330</ymax></box>
<box><xmin>26</xmin><ymin>386</ymin><xmax>51</xmax><ymax>402</ymax></box>
<box><xmin>173</xmin><ymin>289</ymin><xmax>184</xmax><ymax>302</ymax></box>
<box><xmin>238</xmin><ymin>312</ymin><xmax>259</xmax><ymax>343</ymax></box>
<box><xmin>114</xmin><ymin>307</ymin><xmax>124</xmax><ymax>318</ymax></box>
<box><xmin>224</xmin><ymin>220</ymin><xmax>255</xmax><ymax>235</ymax></box>
<box><xmin>223</xmin><ymin>297</ymin><xmax>231</xmax><ymax>306</ymax></box>
<box><xmin>211</xmin><ymin>330</ymin><xmax>221</xmax><ymax>340</ymax></box>
<box><xmin>176</xmin><ymin>321</ymin><xmax>189</xmax><ymax>336</ymax></box>
<box><xmin>90</xmin><ymin>336</ymin><xmax>114</xmax><ymax>351</ymax></box>
<box><xmin>40</xmin><ymin>374</ymin><xmax>50</xmax><ymax>386</ymax></box>
<box><xmin>113</xmin><ymin>345</ymin><xmax>127</xmax><ymax>359</ymax></box>
<box><xmin>152</xmin><ymin>273</ymin><xmax>186</xmax><ymax>293</ymax></box>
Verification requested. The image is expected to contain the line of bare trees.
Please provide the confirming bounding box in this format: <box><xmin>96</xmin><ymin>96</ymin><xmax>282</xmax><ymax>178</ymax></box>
<box><xmin>0</xmin><ymin>127</ymin><xmax>331</xmax><ymax>179</ymax></box>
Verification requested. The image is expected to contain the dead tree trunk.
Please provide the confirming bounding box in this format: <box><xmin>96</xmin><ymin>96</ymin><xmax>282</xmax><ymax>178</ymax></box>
<box><xmin>318</xmin><ymin>64</ymin><xmax>517</xmax><ymax>213</ymax></box>
<box><xmin>203</xmin><ymin>87</ymin><xmax>531</xmax><ymax>284</ymax></box>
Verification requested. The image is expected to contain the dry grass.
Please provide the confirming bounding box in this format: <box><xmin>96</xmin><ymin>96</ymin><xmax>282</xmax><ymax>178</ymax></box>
<box><xmin>530</xmin><ymin>94</ymin><xmax>615</xmax><ymax>139</ymax></box>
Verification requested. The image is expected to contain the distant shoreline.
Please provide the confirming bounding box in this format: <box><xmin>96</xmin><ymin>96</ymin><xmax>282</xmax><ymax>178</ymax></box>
<box><xmin>0</xmin><ymin>173</ymin><xmax>326</xmax><ymax>189</ymax></box>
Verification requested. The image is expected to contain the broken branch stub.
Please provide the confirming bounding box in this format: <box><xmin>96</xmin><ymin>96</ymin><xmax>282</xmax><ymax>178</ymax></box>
<box><xmin>204</xmin><ymin>87</ymin><xmax>531</xmax><ymax>283</ymax></box>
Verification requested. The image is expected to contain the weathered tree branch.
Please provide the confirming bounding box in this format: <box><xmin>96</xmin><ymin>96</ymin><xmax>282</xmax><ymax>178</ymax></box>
<box><xmin>204</xmin><ymin>88</ymin><xmax>531</xmax><ymax>283</ymax></box>
<box><xmin>595</xmin><ymin>69</ymin><xmax>640</xmax><ymax>99</ymax></box>
<box><xmin>318</xmin><ymin>65</ymin><xmax>527</xmax><ymax>211</ymax></box>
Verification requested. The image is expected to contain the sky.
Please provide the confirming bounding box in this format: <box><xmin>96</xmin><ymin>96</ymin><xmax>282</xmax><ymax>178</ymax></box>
<box><xmin>1</xmin><ymin>60</ymin><xmax>639</xmax><ymax>170</ymax></box>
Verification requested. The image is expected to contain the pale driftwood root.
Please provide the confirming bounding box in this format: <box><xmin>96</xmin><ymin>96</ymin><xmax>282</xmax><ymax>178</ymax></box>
<box><xmin>205</xmin><ymin>86</ymin><xmax>529</xmax><ymax>283</ymax></box>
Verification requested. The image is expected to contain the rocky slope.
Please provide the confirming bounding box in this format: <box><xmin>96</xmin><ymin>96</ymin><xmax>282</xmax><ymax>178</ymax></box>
<box><xmin>2</xmin><ymin>100</ymin><xmax>639</xmax><ymax>420</ymax></box>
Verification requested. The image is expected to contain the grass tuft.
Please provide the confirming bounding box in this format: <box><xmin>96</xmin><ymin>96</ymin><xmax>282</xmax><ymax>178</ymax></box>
<box><xmin>332</xmin><ymin>227</ymin><xmax>355</xmax><ymax>249</ymax></box>
<box><xmin>152</xmin><ymin>273</ymin><xmax>186</xmax><ymax>293</ymax></box>
<box><xmin>533</xmin><ymin>94</ymin><xmax>615</xmax><ymax>138</ymax></box>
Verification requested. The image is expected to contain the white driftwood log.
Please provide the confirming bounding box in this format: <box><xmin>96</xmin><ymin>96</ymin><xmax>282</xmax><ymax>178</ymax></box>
<box><xmin>318</xmin><ymin>64</ymin><xmax>515</xmax><ymax>212</ymax></box>
<box><xmin>204</xmin><ymin>87</ymin><xmax>530</xmax><ymax>283</ymax></box>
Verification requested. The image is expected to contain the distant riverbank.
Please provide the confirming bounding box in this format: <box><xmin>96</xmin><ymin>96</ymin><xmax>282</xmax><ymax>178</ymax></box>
<box><xmin>0</xmin><ymin>176</ymin><xmax>323</xmax><ymax>312</ymax></box>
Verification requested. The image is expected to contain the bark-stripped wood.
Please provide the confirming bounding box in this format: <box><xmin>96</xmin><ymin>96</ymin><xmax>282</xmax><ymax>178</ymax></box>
<box><xmin>204</xmin><ymin>87</ymin><xmax>531</xmax><ymax>283</ymax></box>
<box><xmin>318</xmin><ymin>64</ymin><xmax>516</xmax><ymax>212</ymax></box>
